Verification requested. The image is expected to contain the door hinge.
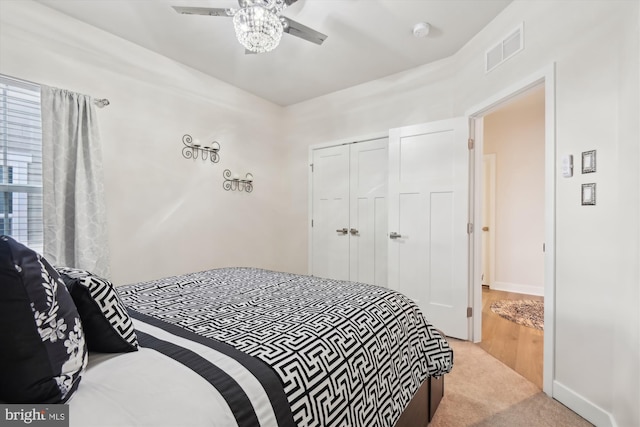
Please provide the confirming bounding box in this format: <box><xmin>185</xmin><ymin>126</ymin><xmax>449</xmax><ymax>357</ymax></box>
<box><xmin>310</xmin><ymin>163</ymin><xmax>314</xmax><ymax>172</ymax></box>
<box><xmin>467</xmin><ymin>223</ymin><xmax>474</xmax><ymax>234</ymax></box>
<box><xmin>467</xmin><ymin>307</ymin><xmax>473</xmax><ymax>318</ymax></box>
<box><xmin>468</xmin><ymin>138</ymin><xmax>475</xmax><ymax>150</ymax></box>
<box><xmin>311</xmin><ymin>219</ymin><xmax>314</xmax><ymax>227</ymax></box>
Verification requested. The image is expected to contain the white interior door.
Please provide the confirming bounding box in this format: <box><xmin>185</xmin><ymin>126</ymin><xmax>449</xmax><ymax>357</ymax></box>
<box><xmin>388</xmin><ymin>118</ymin><xmax>469</xmax><ymax>339</ymax></box>
<box><xmin>311</xmin><ymin>145</ymin><xmax>350</xmax><ymax>281</ymax></box>
<box><xmin>349</xmin><ymin>138</ymin><xmax>388</xmax><ymax>286</ymax></box>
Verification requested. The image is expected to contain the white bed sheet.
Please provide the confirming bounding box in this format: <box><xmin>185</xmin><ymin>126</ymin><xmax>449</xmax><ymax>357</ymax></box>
<box><xmin>68</xmin><ymin>318</ymin><xmax>279</xmax><ymax>427</ymax></box>
<box><xmin>68</xmin><ymin>348</ymin><xmax>233</xmax><ymax>427</ymax></box>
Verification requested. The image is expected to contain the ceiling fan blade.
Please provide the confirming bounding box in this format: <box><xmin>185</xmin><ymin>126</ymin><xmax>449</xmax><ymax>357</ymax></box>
<box><xmin>282</xmin><ymin>17</ymin><xmax>327</xmax><ymax>45</ymax></box>
<box><xmin>171</xmin><ymin>6</ymin><xmax>230</xmax><ymax>17</ymax></box>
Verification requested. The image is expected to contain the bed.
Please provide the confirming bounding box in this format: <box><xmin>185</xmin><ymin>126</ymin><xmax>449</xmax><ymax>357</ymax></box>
<box><xmin>1</xmin><ymin>235</ymin><xmax>453</xmax><ymax>427</ymax></box>
<box><xmin>75</xmin><ymin>267</ymin><xmax>452</xmax><ymax>426</ymax></box>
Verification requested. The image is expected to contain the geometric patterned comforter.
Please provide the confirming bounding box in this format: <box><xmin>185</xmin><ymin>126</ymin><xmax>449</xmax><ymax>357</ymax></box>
<box><xmin>117</xmin><ymin>267</ymin><xmax>453</xmax><ymax>427</ymax></box>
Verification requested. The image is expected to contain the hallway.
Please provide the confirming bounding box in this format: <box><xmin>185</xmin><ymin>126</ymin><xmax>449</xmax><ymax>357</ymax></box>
<box><xmin>478</xmin><ymin>287</ymin><xmax>544</xmax><ymax>389</ymax></box>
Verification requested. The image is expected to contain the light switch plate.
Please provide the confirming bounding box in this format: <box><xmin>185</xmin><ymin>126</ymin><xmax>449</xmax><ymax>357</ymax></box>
<box><xmin>561</xmin><ymin>154</ymin><xmax>573</xmax><ymax>177</ymax></box>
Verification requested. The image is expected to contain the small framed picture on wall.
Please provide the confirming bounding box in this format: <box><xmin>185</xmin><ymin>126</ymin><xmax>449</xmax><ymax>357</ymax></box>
<box><xmin>582</xmin><ymin>150</ymin><xmax>596</xmax><ymax>173</ymax></box>
<box><xmin>582</xmin><ymin>183</ymin><xmax>596</xmax><ymax>206</ymax></box>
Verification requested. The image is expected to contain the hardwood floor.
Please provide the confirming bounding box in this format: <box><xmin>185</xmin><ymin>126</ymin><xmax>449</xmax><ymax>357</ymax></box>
<box><xmin>477</xmin><ymin>287</ymin><xmax>544</xmax><ymax>389</ymax></box>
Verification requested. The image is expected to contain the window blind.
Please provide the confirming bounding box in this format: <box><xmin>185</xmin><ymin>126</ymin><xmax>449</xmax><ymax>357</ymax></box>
<box><xmin>0</xmin><ymin>75</ymin><xmax>43</xmax><ymax>254</ymax></box>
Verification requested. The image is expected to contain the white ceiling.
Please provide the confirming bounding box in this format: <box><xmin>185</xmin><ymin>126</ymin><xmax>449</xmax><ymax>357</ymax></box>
<box><xmin>34</xmin><ymin>0</ymin><xmax>512</xmax><ymax>106</ymax></box>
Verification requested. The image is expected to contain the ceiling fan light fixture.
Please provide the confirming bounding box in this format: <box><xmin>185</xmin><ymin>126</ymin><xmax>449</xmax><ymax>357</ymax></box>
<box><xmin>172</xmin><ymin>1</ymin><xmax>327</xmax><ymax>55</ymax></box>
<box><xmin>233</xmin><ymin>5</ymin><xmax>284</xmax><ymax>53</ymax></box>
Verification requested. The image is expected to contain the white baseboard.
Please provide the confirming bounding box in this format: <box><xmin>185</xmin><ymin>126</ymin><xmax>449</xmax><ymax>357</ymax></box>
<box><xmin>491</xmin><ymin>281</ymin><xmax>544</xmax><ymax>296</ymax></box>
<box><xmin>553</xmin><ymin>380</ymin><xmax>617</xmax><ymax>427</ymax></box>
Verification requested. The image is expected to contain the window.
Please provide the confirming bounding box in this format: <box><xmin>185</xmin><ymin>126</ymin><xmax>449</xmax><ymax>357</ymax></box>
<box><xmin>0</xmin><ymin>75</ymin><xmax>43</xmax><ymax>253</ymax></box>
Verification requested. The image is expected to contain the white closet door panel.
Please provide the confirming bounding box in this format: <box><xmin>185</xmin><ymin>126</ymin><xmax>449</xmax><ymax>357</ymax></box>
<box><xmin>354</xmin><ymin>197</ymin><xmax>374</xmax><ymax>284</ymax></box>
<box><xmin>397</xmin><ymin>192</ymin><xmax>429</xmax><ymax>303</ymax></box>
<box><xmin>429</xmin><ymin>191</ymin><xmax>455</xmax><ymax>306</ymax></box>
<box><xmin>399</xmin><ymin>131</ymin><xmax>455</xmax><ymax>188</ymax></box>
<box><xmin>373</xmin><ymin>196</ymin><xmax>388</xmax><ymax>287</ymax></box>
<box><xmin>349</xmin><ymin>139</ymin><xmax>388</xmax><ymax>287</ymax></box>
<box><xmin>311</xmin><ymin>145</ymin><xmax>350</xmax><ymax>281</ymax></box>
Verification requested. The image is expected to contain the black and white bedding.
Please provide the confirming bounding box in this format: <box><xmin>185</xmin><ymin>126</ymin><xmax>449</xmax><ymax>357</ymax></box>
<box><xmin>1</xmin><ymin>236</ymin><xmax>451</xmax><ymax>426</ymax></box>
<box><xmin>110</xmin><ymin>267</ymin><xmax>453</xmax><ymax>427</ymax></box>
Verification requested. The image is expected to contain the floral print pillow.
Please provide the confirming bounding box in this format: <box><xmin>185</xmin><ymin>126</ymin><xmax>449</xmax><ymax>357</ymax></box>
<box><xmin>0</xmin><ymin>235</ymin><xmax>88</xmax><ymax>403</ymax></box>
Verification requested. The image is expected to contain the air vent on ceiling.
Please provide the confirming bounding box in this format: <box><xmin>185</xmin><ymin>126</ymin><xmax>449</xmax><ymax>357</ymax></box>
<box><xmin>485</xmin><ymin>23</ymin><xmax>524</xmax><ymax>73</ymax></box>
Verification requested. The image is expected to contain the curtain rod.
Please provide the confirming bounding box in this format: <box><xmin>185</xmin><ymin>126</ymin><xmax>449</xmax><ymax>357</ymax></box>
<box><xmin>1</xmin><ymin>73</ymin><xmax>110</xmax><ymax>108</ymax></box>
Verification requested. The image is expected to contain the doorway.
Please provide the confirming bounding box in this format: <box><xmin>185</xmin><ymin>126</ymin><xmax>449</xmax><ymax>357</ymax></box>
<box><xmin>468</xmin><ymin>65</ymin><xmax>556</xmax><ymax>397</ymax></box>
<box><xmin>477</xmin><ymin>86</ymin><xmax>546</xmax><ymax>388</ymax></box>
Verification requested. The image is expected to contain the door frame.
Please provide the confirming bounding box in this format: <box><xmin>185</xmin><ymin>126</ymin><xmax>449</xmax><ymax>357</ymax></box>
<box><xmin>465</xmin><ymin>64</ymin><xmax>556</xmax><ymax>397</ymax></box>
<box><xmin>481</xmin><ymin>153</ymin><xmax>496</xmax><ymax>288</ymax></box>
<box><xmin>307</xmin><ymin>131</ymin><xmax>387</xmax><ymax>275</ymax></box>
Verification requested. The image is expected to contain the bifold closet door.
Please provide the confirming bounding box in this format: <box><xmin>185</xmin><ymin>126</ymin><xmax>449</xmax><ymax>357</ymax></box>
<box><xmin>310</xmin><ymin>139</ymin><xmax>388</xmax><ymax>285</ymax></box>
<box><xmin>311</xmin><ymin>145</ymin><xmax>350</xmax><ymax>281</ymax></box>
<box><xmin>349</xmin><ymin>139</ymin><xmax>388</xmax><ymax>287</ymax></box>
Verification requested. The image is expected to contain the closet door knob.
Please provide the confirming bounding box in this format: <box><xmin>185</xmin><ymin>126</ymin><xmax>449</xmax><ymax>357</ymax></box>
<box><xmin>350</xmin><ymin>228</ymin><xmax>359</xmax><ymax>236</ymax></box>
<box><xmin>389</xmin><ymin>232</ymin><xmax>402</xmax><ymax>239</ymax></box>
<box><xmin>336</xmin><ymin>228</ymin><xmax>348</xmax><ymax>235</ymax></box>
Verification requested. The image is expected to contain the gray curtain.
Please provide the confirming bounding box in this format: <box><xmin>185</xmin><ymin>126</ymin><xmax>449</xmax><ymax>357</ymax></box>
<box><xmin>41</xmin><ymin>86</ymin><xmax>110</xmax><ymax>278</ymax></box>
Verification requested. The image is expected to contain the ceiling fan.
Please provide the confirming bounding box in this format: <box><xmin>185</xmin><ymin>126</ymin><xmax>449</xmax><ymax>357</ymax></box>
<box><xmin>172</xmin><ymin>0</ymin><xmax>328</xmax><ymax>54</ymax></box>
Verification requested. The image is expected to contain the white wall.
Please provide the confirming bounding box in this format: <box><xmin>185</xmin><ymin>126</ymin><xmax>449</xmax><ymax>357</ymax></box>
<box><xmin>611</xmin><ymin>2</ymin><xmax>640</xmax><ymax>425</ymax></box>
<box><xmin>483</xmin><ymin>86</ymin><xmax>545</xmax><ymax>295</ymax></box>
<box><xmin>284</xmin><ymin>1</ymin><xmax>639</xmax><ymax>426</ymax></box>
<box><xmin>0</xmin><ymin>0</ymin><xmax>297</xmax><ymax>285</ymax></box>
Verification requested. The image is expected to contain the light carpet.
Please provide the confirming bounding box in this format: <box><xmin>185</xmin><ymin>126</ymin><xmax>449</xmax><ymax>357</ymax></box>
<box><xmin>429</xmin><ymin>339</ymin><xmax>593</xmax><ymax>427</ymax></box>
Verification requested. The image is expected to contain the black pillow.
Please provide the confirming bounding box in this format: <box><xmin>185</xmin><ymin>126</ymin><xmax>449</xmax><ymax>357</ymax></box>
<box><xmin>55</xmin><ymin>267</ymin><xmax>138</xmax><ymax>353</ymax></box>
<box><xmin>0</xmin><ymin>235</ymin><xmax>87</xmax><ymax>403</ymax></box>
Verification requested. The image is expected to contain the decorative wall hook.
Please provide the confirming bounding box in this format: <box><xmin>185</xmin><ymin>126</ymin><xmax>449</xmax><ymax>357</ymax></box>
<box><xmin>223</xmin><ymin>169</ymin><xmax>253</xmax><ymax>193</ymax></box>
<box><xmin>182</xmin><ymin>134</ymin><xmax>220</xmax><ymax>163</ymax></box>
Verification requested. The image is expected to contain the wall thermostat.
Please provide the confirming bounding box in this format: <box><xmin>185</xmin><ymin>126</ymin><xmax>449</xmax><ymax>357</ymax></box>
<box><xmin>561</xmin><ymin>154</ymin><xmax>573</xmax><ymax>178</ymax></box>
